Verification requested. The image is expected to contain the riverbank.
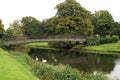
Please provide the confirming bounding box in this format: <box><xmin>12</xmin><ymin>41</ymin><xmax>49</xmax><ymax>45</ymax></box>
<box><xmin>82</xmin><ymin>41</ymin><xmax>120</xmax><ymax>55</ymax></box>
<box><xmin>1</xmin><ymin>43</ymin><xmax>110</xmax><ymax>80</ymax></box>
<box><xmin>0</xmin><ymin>48</ymin><xmax>39</xmax><ymax>80</ymax></box>
<box><xmin>23</xmin><ymin>41</ymin><xmax>120</xmax><ymax>55</ymax></box>
<box><xmin>25</xmin><ymin>42</ymin><xmax>60</xmax><ymax>51</ymax></box>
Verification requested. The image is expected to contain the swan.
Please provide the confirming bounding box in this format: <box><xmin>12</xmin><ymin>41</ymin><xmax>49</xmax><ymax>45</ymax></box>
<box><xmin>35</xmin><ymin>57</ymin><xmax>39</xmax><ymax>61</ymax></box>
<box><xmin>42</xmin><ymin>58</ymin><xmax>47</xmax><ymax>63</ymax></box>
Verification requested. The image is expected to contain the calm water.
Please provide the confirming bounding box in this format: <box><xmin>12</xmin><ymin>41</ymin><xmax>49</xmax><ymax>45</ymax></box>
<box><xmin>29</xmin><ymin>48</ymin><xmax>120</xmax><ymax>79</ymax></box>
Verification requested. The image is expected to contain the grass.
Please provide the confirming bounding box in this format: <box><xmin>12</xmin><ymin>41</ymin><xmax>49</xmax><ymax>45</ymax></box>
<box><xmin>25</xmin><ymin>42</ymin><xmax>59</xmax><ymax>51</ymax></box>
<box><xmin>0</xmin><ymin>48</ymin><xmax>39</xmax><ymax>80</ymax></box>
<box><xmin>25</xmin><ymin>42</ymin><xmax>48</xmax><ymax>47</ymax></box>
<box><xmin>83</xmin><ymin>41</ymin><xmax>120</xmax><ymax>54</ymax></box>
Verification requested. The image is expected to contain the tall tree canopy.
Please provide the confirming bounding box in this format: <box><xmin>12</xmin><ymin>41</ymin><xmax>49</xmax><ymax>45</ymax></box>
<box><xmin>91</xmin><ymin>10</ymin><xmax>115</xmax><ymax>36</ymax></box>
<box><xmin>110</xmin><ymin>22</ymin><xmax>120</xmax><ymax>37</ymax></box>
<box><xmin>8</xmin><ymin>20</ymin><xmax>23</xmax><ymax>37</ymax></box>
<box><xmin>3</xmin><ymin>20</ymin><xmax>23</xmax><ymax>40</ymax></box>
<box><xmin>0</xmin><ymin>19</ymin><xmax>5</xmax><ymax>38</ymax></box>
<box><xmin>21</xmin><ymin>16</ymin><xmax>42</xmax><ymax>37</ymax></box>
<box><xmin>45</xmin><ymin>0</ymin><xmax>94</xmax><ymax>35</ymax></box>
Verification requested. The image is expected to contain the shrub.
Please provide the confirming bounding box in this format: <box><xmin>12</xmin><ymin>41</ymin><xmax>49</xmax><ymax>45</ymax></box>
<box><xmin>86</xmin><ymin>37</ymin><xmax>98</xmax><ymax>46</ymax></box>
<box><xmin>100</xmin><ymin>35</ymin><xmax>112</xmax><ymax>44</ymax></box>
<box><xmin>100</xmin><ymin>35</ymin><xmax>119</xmax><ymax>44</ymax></box>
<box><xmin>49</xmin><ymin>41</ymin><xmax>75</xmax><ymax>49</ymax></box>
<box><xmin>104</xmin><ymin>35</ymin><xmax>112</xmax><ymax>43</ymax></box>
<box><xmin>85</xmin><ymin>72</ymin><xmax>108</xmax><ymax>80</ymax></box>
<box><xmin>111</xmin><ymin>35</ymin><xmax>119</xmax><ymax>43</ymax></box>
<box><xmin>32</xmin><ymin>62</ymin><xmax>54</xmax><ymax>80</ymax></box>
<box><xmin>32</xmin><ymin>63</ymin><xmax>81</xmax><ymax>80</ymax></box>
<box><xmin>54</xmin><ymin>65</ymin><xmax>81</xmax><ymax>80</ymax></box>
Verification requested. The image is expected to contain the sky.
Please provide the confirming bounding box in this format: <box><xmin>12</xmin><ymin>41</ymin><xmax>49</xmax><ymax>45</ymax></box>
<box><xmin>0</xmin><ymin>0</ymin><xmax>120</xmax><ymax>29</ymax></box>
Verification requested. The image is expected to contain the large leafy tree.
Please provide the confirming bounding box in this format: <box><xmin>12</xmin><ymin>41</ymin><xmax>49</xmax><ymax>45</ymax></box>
<box><xmin>3</xmin><ymin>20</ymin><xmax>23</xmax><ymax>40</ymax></box>
<box><xmin>91</xmin><ymin>10</ymin><xmax>115</xmax><ymax>36</ymax></box>
<box><xmin>21</xmin><ymin>16</ymin><xmax>42</xmax><ymax>38</ymax></box>
<box><xmin>45</xmin><ymin>0</ymin><xmax>94</xmax><ymax>36</ymax></box>
<box><xmin>0</xmin><ymin>19</ymin><xmax>5</xmax><ymax>38</ymax></box>
<box><xmin>111</xmin><ymin>22</ymin><xmax>120</xmax><ymax>37</ymax></box>
<box><xmin>45</xmin><ymin>0</ymin><xmax>94</xmax><ymax>49</ymax></box>
<box><xmin>8</xmin><ymin>20</ymin><xmax>23</xmax><ymax>37</ymax></box>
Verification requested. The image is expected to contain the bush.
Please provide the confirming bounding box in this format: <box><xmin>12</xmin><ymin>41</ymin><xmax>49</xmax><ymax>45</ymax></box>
<box><xmin>85</xmin><ymin>72</ymin><xmax>108</xmax><ymax>80</ymax></box>
<box><xmin>49</xmin><ymin>41</ymin><xmax>75</xmax><ymax>49</ymax></box>
<box><xmin>32</xmin><ymin>63</ymin><xmax>54</xmax><ymax>80</ymax></box>
<box><xmin>86</xmin><ymin>37</ymin><xmax>98</xmax><ymax>46</ymax></box>
<box><xmin>54</xmin><ymin>65</ymin><xmax>81</xmax><ymax>80</ymax></box>
<box><xmin>100</xmin><ymin>35</ymin><xmax>119</xmax><ymax>44</ymax></box>
<box><xmin>100</xmin><ymin>35</ymin><xmax>111</xmax><ymax>44</ymax></box>
<box><xmin>111</xmin><ymin>35</ymin><xmax>119</xmax><ymax>43</ymax></box>
<box><xmin>105</xmin><ymin>35</ymin><xmax>112</xmax><ymax>43</ymax></box>
<box><xmin>32</xmin><ymin>63</ymin><xmax>81</xmax><ymax>80</ymax></box>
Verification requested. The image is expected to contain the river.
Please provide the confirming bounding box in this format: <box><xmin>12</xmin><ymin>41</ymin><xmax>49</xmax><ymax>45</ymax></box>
<box><xmin>28</xmin><ymin>48</ymin><xmax>120</xmax><ymax>79</ymax></box>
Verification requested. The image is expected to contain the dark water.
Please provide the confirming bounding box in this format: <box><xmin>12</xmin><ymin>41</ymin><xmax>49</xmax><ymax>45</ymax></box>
<box><xmin>28</xmin><ymin>48</ymin><xmax>120</xmax><ymax>79</ymax></box>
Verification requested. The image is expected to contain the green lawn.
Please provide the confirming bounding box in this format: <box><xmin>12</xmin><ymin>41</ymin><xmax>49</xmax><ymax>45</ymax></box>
<box><xmin>83</xmin><ymin>41</ymin><xmax>120</xmax><ymax>54</ymax></box>
<box><xmin>25</xmin><ymin>42</ymin><xmax>48</xmax><ymax>47</ymax></box>
<box><xmin>0</xmin><ymin>48</ymin><xmax>39</xmax><ymax>80</ymax></box>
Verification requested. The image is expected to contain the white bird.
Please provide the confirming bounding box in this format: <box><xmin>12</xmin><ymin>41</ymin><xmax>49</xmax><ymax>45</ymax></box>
<box><xmin>42</xmin><ymin>58</ymin><xmax>47</xmax><ymax>63</ymax></box>
<box><xmin>35</xmin><ymin>57</ymin><xmax>39</xmax><ymax>61</ymax></box>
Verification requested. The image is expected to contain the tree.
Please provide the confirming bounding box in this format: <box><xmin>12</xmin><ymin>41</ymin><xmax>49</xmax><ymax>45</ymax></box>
<box><xmin>3</xmin><ymin>29</ymin><xmax>15</xmax><ymax>40</ymax></box>
<box><xmin>91</xmin><ymin>10</ymin><xmax>115</xmax><ymax>36</ymax></box>
<box><xmin>45</xmin><ymin>0</ymin><xmax>94</xmax><ymax>49</ymax></box>
<box><xmin>8</xmin><ymin>20</ymin><xmax>23</xmax><ymax>37</ymax></box>
<box><xmin>21</xmin><ymin>16</ymin><xmax>42</xmax><ymax>38</ymax></box>
<box><xmin>0</xmin><ymin>19</ymin><xmax>5</xmax><ymax>38</ymax></box>
<box><xmin>44</xmin><ymin>0</ymin><xmax>94</xmax><ymax>36</ymax></box>
<box><xmin>110</xmin><ymin>22</ymin><xmax>120</xmax><ymax>37</ymax></box>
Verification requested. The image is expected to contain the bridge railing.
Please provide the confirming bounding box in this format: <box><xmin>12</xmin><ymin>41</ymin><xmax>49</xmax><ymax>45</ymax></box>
<box><xmin>3</xmin><ymin>35</ymin><xmax>88</xmax><ymax>41</ymax></box>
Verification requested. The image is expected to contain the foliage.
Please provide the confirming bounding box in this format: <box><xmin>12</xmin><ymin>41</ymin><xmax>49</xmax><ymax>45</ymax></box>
<box><xmin>100</xmin><ymin>35</ymin><xmax>112</xmax><ymax>44</ymax></box>
<box><xmin>50</xmin><ymin>0</ymin><xmax>94</xmax><ymax>35</ymax></box>
<box><xmin>8</xmin><ymin>20</ymin><xmax>24</xmax><ymax>37</ymax></box>
<box><xmin>3</xmin><ymin>29</ymin><xmax>15</xmax><ymax>40</ymax></box>
<box><xmin>49</xmin><ymin>41</ymin><xmax>75</xmax><ymax>49</ymax></box>
<box><xmin>32</xmin><ymin>62</ymin><xmax>81</xmax><ymax>80</ymax></box>
<box><xmin>91</xmin><ymin>10</ymin><xmax>115</xmax><ymax>36</ymax></box>
<box><xmin>86</xmin><ymin>37</ymin><xmax>98</xmax><ymax>46</ymax></box>
<box><xmin>21</xmin><ymin>16</ymin><xmax>43</xmax><ymax>37</ymax></box>
<box><xmin>111</xmin><ymin>35</ymin><xmax>119</xmax><ymax>43</ymax></box>
<box><xmin>43</xmin><ymin>0</ymin><xmax>94</xmax><ymax>49</ymax></box>
<box><xmin>100</xmin><ymin>35</ymin><xmax>119</xmax><ymax>44</ymax></box>
<box><xmin>110</xmin><ymin>22</ymin><xmax>120</xmax><ymax>37</ymax></box>
<box><xmin>84</xmin><ymin>72</ymin><xmax>108</xmax><ymax>80</ymax></box>
<box><xmin>32</xmin><ymin>61</ymin><xmax>108</xmax><ymax>80</ymax></box>
<box><xmin>0</xmin><ymin>19</ymin><xmax>5</xmax><ymax>38</ymax></box>
<box><xmin>54</xmin><ymin>65</ymin><xmax>81</xmax><ymax>80</ymax></box>
<box><xmin>86</xmin><ymin>35</ymin><xmax>119</xmax><ymax>46</ymax></box>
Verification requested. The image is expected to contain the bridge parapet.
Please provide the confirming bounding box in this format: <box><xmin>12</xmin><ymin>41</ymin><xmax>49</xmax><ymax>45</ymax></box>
<box><xmin>2</xmin><ymin>35</ymin><xmax>92</xmax><ymax>46</ymax></box>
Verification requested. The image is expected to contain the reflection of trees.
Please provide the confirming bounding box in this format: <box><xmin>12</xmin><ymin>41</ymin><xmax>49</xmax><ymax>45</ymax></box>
<box><xmin>29</xmin><ymin>48</ymin><xmax>118</xmax><ymax>73</ymax></box>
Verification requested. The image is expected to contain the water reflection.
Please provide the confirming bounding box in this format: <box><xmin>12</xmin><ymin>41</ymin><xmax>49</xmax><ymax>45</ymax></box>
<box><xmin>29</xmin><ymin>48</ymin><xmax>118</xmax><ymax>74</ymax></box>
<box><xmin>108</xmin><ymin>59</ymin><xmax>120</xmax><ymax>79</ymax></box>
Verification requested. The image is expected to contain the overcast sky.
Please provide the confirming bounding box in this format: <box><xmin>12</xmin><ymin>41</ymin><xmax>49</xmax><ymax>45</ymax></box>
<box><xmin>0</xmin><ymin>0</ymin><xmax>120</xmax><ymax>29</ymax></box>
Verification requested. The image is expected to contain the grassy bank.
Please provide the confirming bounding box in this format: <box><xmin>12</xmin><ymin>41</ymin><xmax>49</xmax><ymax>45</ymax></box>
<box><xmin>25</xmin><ymin>42</ymin><xmax>49</xmax><ymax>47</ymax></box>
<box><xmin>0</xmin><ymin>48</ymin><xmax>39</xmax><ymax>80</ymax></box>
<box><xmin>25</xmin><ymin>42</ymin><xmax>59</xmax><ymax>51</ymax></box>
<box><xmin>83</xmin><ymin>41</ymin><xmax>120</xmax><ymax>54</ymax></box>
